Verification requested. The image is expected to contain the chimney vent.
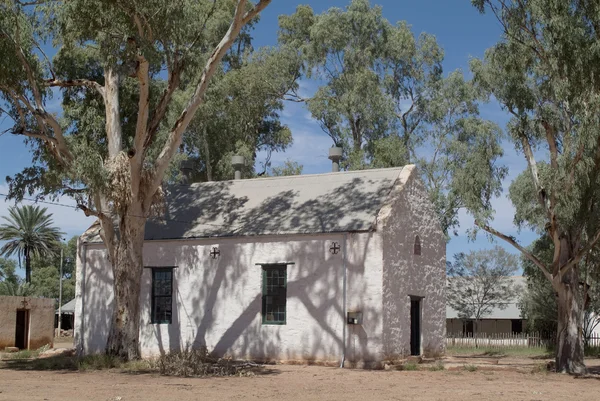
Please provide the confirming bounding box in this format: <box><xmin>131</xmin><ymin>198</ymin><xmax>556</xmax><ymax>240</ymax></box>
<box><xmin>232</xmin><ymin>155</ymin><xmax>245</xmax><ymax>180</ymax></box>
<box><xmin>328</xmin><ymin>147</ymin><xmax>343</xmax><ymax>172</ymax></box>
<box><xmin>180</xmin><ymin>159</ymin><xmax>194</xmax><ymax>184</ymax></box>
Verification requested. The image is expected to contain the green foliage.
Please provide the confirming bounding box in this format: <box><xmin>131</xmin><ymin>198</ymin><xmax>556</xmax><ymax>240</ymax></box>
<box><xmin>279</xmin><ymin>0</ymin><xmax>506</xmax><ymax>236</ymax></box>
<box><xmin>447</xmin><ymin>246</ymin><xmax>519</xmax><ymax>321</ymax></box>
<box><xmin>0</xmin><ymin>257</ymin><xmax>19</xmax><ymax>285</ymax></box>
<box><xmin>268</xmin><ymin>159</ymin><xmax>303</xmax><ymax>177</ymax></box>
<box><xmin>30</xmin><ymin>236</ymin><xmax>78</xmax><ymax>302</ymax></box>
<box><xmin>519</xmin><ymin>236</ymin><xmax>600</xmax><ymax>336</ymax></box>
<box><xmin>469</xmin><ymin>2</ymin><xmax>600</xmax><ymax>371</ymax></box>
<box><xmin>518</xmin><ymin>237</ymin><xmax>558</xmax><ymax>333</ymax></box>
<box><xmin>0</xmin><ymin>281</ymin><xmax>37</xmax><ymax>296</ymax></box>
<box><xmin>1</xmin><ymin>0</ymin><xmax>287</xmax><ymax>201</ymax></box>
<box><xmin>181</xmin><ymin>46</ymin><xmax>300</xmax><ymax>181</ymax></box>
<box><xmin>468</xmin><ymin>0</ymin><xmax>600</xmax><ymax>239</ymax></box>
<box><xmin>0</xmin><ymin>205</ymin><xmax>64</xmax><ymax>283</ymax></box>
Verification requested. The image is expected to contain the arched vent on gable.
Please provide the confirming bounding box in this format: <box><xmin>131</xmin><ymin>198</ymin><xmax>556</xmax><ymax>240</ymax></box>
<box><xmin>414</xmin><ymin>235</ymin><xmax>422</xmax><ymax>256</ymax></box>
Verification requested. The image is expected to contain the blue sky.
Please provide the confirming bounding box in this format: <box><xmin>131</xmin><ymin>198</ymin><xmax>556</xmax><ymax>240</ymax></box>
<box><xmin>0</xmin><ymin>0</ymin><xmax>537</xmax><ymax>265</ymax></box>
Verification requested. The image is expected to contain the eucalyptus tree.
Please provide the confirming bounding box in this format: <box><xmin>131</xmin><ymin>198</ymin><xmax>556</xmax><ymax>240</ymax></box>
<box><xmin>520</xmin><ymin>236</ymin><xmax>600</xmax><ymax>345</ymax></box>
<box><xmin>0</xmin><ymin>0</ymin><xmax>272</xmax><ymax>359</ymax></box>
<box><xmin>181</xmin><ymin>45</ymin><xmax>301</xmax><ymax>182</ymax></box>
<box><xmin>278</xmin><ymin>0</ymin><xmax>505</xmax><ymax>236</ymax></box>
<box><xmin>469</xmin><ymin>0</ymin><xmax>600</xmax><ymax>373</ymax></box>
<box><xmin>0</xmin><ymin>205</ymin><xmax>63</xmax><ymax>283</ymax></box>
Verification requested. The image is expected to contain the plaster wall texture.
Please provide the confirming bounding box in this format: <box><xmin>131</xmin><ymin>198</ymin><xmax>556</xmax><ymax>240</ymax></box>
<box><xmin>0</xmin><ymin>296</ymin><xmax>54</xmax><ymax>350</ymax></box>
<box><xmin>380</xmin><ymin>166</ymin><xmax>446</xmax><ymax>359</ymax></box>
<box><xmin>75</xmin><ymin>233</ymin><xmax>384</xmax><ymax>363</ymax></box>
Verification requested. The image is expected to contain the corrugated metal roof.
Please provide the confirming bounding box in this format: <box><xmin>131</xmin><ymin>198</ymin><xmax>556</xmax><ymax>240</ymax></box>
<box><xmin>446</xmin><ymin>276</ymin><xmax>526</xmax><ymax>320</ymax></box>
<box><xmin>82</xmin><ymin>166</ymin><xmax>410</xmax><ymax>242</ymax></box>
<box><xmin>56</xmin><ymin>298</ymin><xmax>75</xmax><ymax>314</ymax></box>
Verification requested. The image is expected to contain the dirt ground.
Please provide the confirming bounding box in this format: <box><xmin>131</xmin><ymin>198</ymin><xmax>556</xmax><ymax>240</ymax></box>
<box><xmin>1</xmin><ymin>362</ymin><xmax>600</xmax><ymax>401</ymax></box>
<box><xmin>2</xmin><ymin>339</ymin><xmax>599</xmax><ymax>401</ymax></box>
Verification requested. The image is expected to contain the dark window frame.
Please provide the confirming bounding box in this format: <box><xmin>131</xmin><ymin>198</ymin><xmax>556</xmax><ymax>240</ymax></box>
<box><xmin>261</xmin><ymin>264</ymin><xmax>287</xmax><ymax>325</ymax></box>
<box><xmin>151</xmin><ymin>267</ymin><xmax>173</xmax><ymax>324</ymax></box>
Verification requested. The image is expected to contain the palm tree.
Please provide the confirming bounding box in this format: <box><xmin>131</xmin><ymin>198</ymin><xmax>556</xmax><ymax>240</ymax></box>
<box><xmin>0</xmin><ymin>205</ymin><xmax>64</xmax><ymax>283</ymax></box>
<box><xmin>0</xmin><ymin>281</ymin><xmax>37</xmax><ymax>296</ymax></box>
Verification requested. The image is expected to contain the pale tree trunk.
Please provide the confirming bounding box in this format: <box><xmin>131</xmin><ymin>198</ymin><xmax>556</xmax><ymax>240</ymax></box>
<box><xmin>105</xmin><ymin>206</ymin><xmax>146</xmax><ymax>360</ymax></box>
<box><xmin>98</xmin><ymin>0</ymin><xmax>272</xmax><ymax>361</ymax></box>
<box><xmin>554</xmin><ymin>262</ymin><xmax>586</xmax><ymax>374</ymax></box>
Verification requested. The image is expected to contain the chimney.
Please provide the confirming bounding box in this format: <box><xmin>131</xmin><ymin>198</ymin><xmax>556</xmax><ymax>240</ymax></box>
<box><xmin>231</xmin><ymin>155</ymin><xmax>245</xmax><ymax>180</ymax></box>
<box><xmin>180</xmin><ymin>159</ymin><xmax>194</xmax><ymax>184</ymax></box>
<box><xmin>328</xmin><ymin>146</ymin><xmax>343</xmax><ymax>172</ymax></box>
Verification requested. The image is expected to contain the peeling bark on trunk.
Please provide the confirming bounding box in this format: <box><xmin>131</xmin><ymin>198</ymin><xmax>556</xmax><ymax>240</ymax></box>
<box><xmin>105</xmin><ymin>213</ymin><xmax>145</xmax><ymax>360</ymax></box>
<box><xmin>554</xmin><ymin>265</ymin><xmax>586</xmax><ymax>374</ymax></box>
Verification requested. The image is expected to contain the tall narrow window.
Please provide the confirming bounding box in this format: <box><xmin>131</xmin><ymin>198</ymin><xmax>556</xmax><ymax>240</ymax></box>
<box><xmin>262</xmin><ymin>265</ymin><xmax>287</xmax><ymax>325</ymax></box>
<box><xmin>152</xmin><ymin>268</ymin><xmax>173</xmax><ymax>324</ymax></box>
<box><xmin>414</xmin><ymin>235</ymin><xmax>422</xmax><ymax>255</ymax></box>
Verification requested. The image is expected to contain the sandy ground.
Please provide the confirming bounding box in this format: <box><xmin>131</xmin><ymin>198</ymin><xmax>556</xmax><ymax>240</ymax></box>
<box><xmin>1</xmin><ymin>363</ymin><xmax>600</xmax><ymax>401</ymax></box>
<box><xmin>1</xmin><ymin>339</ymin><xmax>598</xmax><ymax>401</ymax></box>
<box><xmin>52</xmin><ymin>337</ymin><xmax>74</xmax><ymax>349</ymax></box>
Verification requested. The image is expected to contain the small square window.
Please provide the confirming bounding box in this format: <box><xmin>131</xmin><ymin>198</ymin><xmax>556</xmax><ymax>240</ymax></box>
<box><xmin>262</xmin><ymin>265</ymin><xmax>287</xmax><ymax>325</ymax></box>
<box><xmin>151</xmin><ymin>268</ymin><xmax>173</xmax><ymax>324</ymax></box>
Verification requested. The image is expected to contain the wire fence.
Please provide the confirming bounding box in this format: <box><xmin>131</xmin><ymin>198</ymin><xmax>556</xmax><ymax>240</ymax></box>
<box><xmin>446</xmin><ymin>332</ymin><xmax>600</xmax><ymax>349</ymax></box>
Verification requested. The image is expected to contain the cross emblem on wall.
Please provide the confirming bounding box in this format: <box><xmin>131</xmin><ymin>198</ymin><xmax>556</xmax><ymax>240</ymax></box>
<box><xmin>329</xmin><ymin>242</ymin><xmax>341</xmax><ymax>255</ymax></box>
<box><xmin>210</xmin><ymin>247</ymin><xmax>220</xmax><ymax>259</ymax></box>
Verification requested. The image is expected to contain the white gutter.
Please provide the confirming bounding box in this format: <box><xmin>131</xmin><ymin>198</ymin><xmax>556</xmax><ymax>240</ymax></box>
<box><xmin>340</xmin><ymin>233</ymin><xmax>348</xmax><ymax>368</ymax></box>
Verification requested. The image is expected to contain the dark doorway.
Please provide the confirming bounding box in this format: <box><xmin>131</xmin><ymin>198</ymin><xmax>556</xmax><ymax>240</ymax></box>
<box><xmin>463</xmin><ymin>320</ymin><xmax>474</xmax><ymax>335</ymax></box>
<box><xmin>15</xmin><ymin>309</ymin><xmax>30</xmax><ymax>350</ymax></box>
<box><xmin>410</xmin><ymin>298</ymin><xmax>421</xmax><ymax>356</ymax></box>
<box><xmin>511</xmin><ymin>319</ymin><xmax>523</xmax><ymax>333</ymax></box>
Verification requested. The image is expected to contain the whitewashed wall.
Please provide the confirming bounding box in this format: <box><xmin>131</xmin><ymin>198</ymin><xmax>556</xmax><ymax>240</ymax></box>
<box><xmin>75</xmin><ymin>232</ymin><xmax>384</xmax><ymax>364</ymax></box>
<box><xmin>380</xmin><ymin>166</ymin><xmax>446</xmax><ymax>359</ymax></box>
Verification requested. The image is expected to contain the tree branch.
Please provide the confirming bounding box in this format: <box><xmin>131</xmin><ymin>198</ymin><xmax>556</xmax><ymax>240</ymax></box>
<box><xmin>103</xmin><ymin>67</ymin><xmax>122</xmax><ymax>158</ymax></box>
<box><xmin>560</xmin><ymin>228</ymin><xmax>600</xmax><ymax>276</ymax></box>
<box><xmin>131</xmin><ymin>53</ymin><xmax>150</xmax><ymax>200</ymax></box>
<box><xmin>476</xmin><ymin>221</ymin><xmax>552</xmax><ymax>280</ymax></box>
<box><xmin>44</xmin><ymin>79</ymin><xmax>105</xmax><ymax>98</ymax></box>
<box><xmin>146</xmin><ymin>0</ymin><xmax>272</xmax><ymax>211</ymax></box>
<box><xmin>143</xmin><ymin>60</ymin><xmax>183</xmax><ymax>150</ymax></box>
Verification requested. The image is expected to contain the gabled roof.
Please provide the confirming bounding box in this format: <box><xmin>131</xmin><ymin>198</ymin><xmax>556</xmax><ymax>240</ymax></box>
<box><xmin>56</xmin><ymin>298</ymin><xmax>75</xmax><ymax>314</ymax></box>
<box><xmin>82</xmin><ymin>166</ymin><xmax>413</xmax><ymax>243</ymax></box>
<box><xmin>446</xmin><ymin>276</ymin><xmax>526</xmax><ymax>320</ymax></box>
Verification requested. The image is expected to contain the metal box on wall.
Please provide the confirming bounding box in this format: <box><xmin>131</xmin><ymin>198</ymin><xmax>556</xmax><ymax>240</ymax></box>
<box><xmin>347</xmin><ymin>311</ymin><xmax>363</xmax><ymax>325</ymax></box>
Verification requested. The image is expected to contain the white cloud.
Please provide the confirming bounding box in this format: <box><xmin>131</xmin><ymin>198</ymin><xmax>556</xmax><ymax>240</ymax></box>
<box><xmin>0</xmin><ymin>185</ymin><xmax>95</xmax><ymax>239</ymax></box>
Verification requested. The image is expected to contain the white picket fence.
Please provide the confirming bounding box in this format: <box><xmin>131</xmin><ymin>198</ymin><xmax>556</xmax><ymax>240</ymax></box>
<box><xmin>446</xmin><ymin>332</ymin><xmax>600</xmax><ymax>349</ymax></box>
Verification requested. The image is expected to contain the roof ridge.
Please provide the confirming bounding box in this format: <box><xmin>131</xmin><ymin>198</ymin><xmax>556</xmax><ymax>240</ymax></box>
<box><xmin>187</xmin><ymin>165</ymin><xmax>411</xmax><ymax>186</ymax></box>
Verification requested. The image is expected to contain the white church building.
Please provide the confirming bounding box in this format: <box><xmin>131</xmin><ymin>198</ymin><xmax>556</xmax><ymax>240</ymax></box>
<box><xmin>74</xmin><ymin>162</ymin><xmax>446</xmax><ymax>367</ymax></box>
